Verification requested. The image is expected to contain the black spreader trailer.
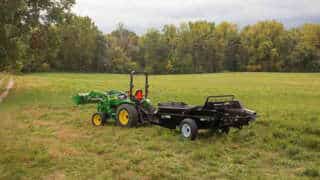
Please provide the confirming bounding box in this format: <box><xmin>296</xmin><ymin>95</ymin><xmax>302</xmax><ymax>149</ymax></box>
<box><xmin>154</xmin><ymin>95</ymin><xmax>256</xmax><ymax>140</ymax></box>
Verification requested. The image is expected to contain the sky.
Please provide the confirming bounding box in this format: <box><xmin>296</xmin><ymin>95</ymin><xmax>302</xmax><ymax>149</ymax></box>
<box><xmin>73</xmin><ymin>0</ymin><xmax>320</xmax><ymax>34</ymax></box>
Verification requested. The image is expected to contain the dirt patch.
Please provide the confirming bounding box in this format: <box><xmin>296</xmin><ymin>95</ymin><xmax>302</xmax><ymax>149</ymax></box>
<box><xmin>33</xmin><ymin>120</ymin><xmax>57</xmax><ymax>127</ymax></box>
<box><xmin>43</xmin><ymin>171</ymin><xmax>66</xmax><ymax>180</ymax></box>
<box><xmin>56</xmin><ymin>128</ymin><xmax>82</xmax><ymax>142</ymax></box>
<box><xmin>48</xmin><ymin>144</ymin><xmax>81</xmax><ymax>159</ymax></box>
<box><xmin>0</xmin><ymin>78</ymin><xmax>14</xmax><ymax>103</ymax></box>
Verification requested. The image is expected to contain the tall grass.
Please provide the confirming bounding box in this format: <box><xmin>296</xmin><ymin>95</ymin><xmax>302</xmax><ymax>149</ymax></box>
<box><xmin>0</xmin><ymin>73</ymin><xmax>319</xmax><ymax>179</ymax></box>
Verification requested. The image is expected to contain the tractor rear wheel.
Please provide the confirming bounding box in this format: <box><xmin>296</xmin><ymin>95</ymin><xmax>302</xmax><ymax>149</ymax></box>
<box><xmin>116</xmin><ymin>104</ymin><xmax>139</xmax><ymax>127</ymax></box>
<box><xmin>91</xmin><ymin>112</ymin><xmax>107</xmax><ymax>126</ymax></box>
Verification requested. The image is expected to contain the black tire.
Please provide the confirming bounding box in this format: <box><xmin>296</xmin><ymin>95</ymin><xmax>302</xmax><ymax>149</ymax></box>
<box><xmin>101</xmin><ymin>113</ymin><xmax>109</xmax><ymax>124</ymax></box>
<box><xmin>91</xmin><ymin>112</ymin><xmax>107</xmax><ymax>126</ymax></box>
<box><xmin>221</xmin><ymin>127</ymin><xmax>230</xmax><ymax>134</ymax></box>
<box><xmin>180</xmin><ymin>118</ymin><xmax>198</xmax><ymax>140</ymax></box>
<box><xmin>116</xmin><ymin>104</ymin><xmax>139</xmax><ymax>127</ymax></box>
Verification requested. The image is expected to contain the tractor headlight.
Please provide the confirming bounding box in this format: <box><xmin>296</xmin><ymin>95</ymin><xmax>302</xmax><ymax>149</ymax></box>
<box><xmin>118</xmin><ymin>94</ymin><xmax>127</xmax><ymax>100</ymax></box>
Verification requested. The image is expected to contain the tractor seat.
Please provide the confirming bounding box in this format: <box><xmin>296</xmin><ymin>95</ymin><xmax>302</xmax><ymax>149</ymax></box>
<box><xmin>135</xmin><ymin>89</ymin><xmax>144</xmax><ymax>101</ymax></box>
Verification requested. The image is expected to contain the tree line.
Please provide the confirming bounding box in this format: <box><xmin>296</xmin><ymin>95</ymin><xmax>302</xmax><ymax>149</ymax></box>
<box><xmin>1</xmin><ymin>0</ymin><xmax>320</xmax><ymax>73</ymax></box>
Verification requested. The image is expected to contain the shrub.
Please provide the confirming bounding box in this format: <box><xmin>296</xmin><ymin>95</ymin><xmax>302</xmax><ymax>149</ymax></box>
<box><xmin>40</xmin><ymin>63</ymin><xmax>51</xmax><ymax>72</ymax></box>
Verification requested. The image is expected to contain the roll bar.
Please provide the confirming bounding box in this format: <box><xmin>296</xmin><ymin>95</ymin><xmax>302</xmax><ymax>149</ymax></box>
<box><xmin>129</xmin><ymin>71</ymin><xmax>149</xmax><ymax>100</ymax></box>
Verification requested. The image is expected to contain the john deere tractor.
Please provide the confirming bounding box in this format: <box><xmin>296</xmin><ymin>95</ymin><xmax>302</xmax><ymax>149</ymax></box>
<box><xmin>73</xmin><ymin>71</ymin><xmax>256</xmax><ymax>140</ymax></box>
<box><xmin>73</xmin><ymin>71</ymin><xmax>155</xmax><ymax>127</ymax></box>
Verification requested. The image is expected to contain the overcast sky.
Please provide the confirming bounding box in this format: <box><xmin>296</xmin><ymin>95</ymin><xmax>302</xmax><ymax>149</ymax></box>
<box><xmin>73</xmin><ymin>0</ymin><xmax>320</xmax><ymax>34</ymax></box>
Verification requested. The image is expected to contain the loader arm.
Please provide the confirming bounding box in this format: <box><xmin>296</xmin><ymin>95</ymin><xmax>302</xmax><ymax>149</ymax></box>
<box><xmin>72</xmin><ymin>91</ymin><xmax>106</xmax><ymax>105</ymax></box>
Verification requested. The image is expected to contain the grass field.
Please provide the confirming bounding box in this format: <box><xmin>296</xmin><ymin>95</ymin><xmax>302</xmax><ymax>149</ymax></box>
<box><xmin>0</xmin><ymin>73</ymin><xmax>320</xmax><ymax>179</ymax></box>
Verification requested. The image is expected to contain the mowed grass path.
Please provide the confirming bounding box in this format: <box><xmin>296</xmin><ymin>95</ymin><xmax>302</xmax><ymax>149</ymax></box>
<box><xmin>0</xmin><ymin>73</ymin><xmax>10</xmax><ymax>94</ymax></box>
<box><xmin>0</xmin><ymin>73</ymin><xmax>319</xmax><ymax>179</ymax></box>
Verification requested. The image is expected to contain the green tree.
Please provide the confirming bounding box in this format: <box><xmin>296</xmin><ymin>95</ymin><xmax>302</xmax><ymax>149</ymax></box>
<box><xmin>139</xmin><ymin>28</ymin><xmax>168</xmax><ymax>73</ymax></box>
<box><xmin>241</xmin><ymin>20</ymin><xmax>286</xmax><ymax>71</ymax></box>
<box><xmin>56</xmin><ymin>15</ymin><xmax>106</xmax><ymax>72</ymax></box>
<box><xmin>286</xmin><ymin>24</ymin><xmax>320</xmax><ymax>71</ymax></box>
<box><xmin>0</xmin><ymin>0</ymin><xmax>75</xmax><ymax>72</ymax></box>
<box><xmin>106</xmin><ymin>23</ymin><xmax>138</xmax><ymax>73</ymax></box>
<box><xmin>215</xmin><ymin>22</ymin><xmax>242</xmax><ymax>71</ymax></box>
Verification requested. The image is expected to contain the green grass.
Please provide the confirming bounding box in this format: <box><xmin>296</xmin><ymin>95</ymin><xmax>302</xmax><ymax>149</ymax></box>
<box><xmin>0</xmin><ymin>72</ymin><xmax>320</xmax><ymax>179</ymax></box>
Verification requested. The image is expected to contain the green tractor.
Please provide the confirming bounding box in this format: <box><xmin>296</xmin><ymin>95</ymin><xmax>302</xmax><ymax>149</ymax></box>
<box><xmin>73</xmin><ymin>71</ymin><xmax>154</xmax><ymax>127</ymax></box>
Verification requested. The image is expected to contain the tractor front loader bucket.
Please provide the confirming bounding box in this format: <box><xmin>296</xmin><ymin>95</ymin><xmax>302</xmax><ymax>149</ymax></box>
<box><xmin>72</xmin><ymin>91</ymin><xmax>105</xmax><ymax>105</ymax></box>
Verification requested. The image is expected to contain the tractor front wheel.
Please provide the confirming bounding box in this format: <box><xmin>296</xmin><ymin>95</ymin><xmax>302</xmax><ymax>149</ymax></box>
<box><xmin>116</xmin><ymin>104</ymin><xmax>139</xmax><ymax>127</ymax></box>
<box><xmin>91</xmin><ymin>112</ymin><xmax>107</xmax><ymax>126</ymax></box>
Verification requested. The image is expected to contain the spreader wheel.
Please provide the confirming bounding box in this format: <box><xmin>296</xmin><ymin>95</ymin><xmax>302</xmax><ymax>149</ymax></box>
<box><xmin>180</xmin><ymin>118</ymin><xmax>198</xmax><ymax>140</ymax></box>
<box><xmin>91</xmin><ymin>112</ymin><xmax>107</xmax><ymax>126</ymax></box>
<box><xmin>221</xmin><ymin>127</ymin><xmax>230</xmax><ymax>134</ymax></box>
<box><xmin>116</xmin><ymin>104</ymin><xmax>139</xmax><ymax>127</ymax></box>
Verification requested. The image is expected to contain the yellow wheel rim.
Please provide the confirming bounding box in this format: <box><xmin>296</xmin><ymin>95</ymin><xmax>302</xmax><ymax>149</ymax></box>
<box><xmin>93</xmin><ymin>114</ymin><xmax>102</xmax><ymax>126</ymax></box>
<box><xmin>119</xmin><ymin>109</ymin><xmax>129</xmax><ymax>125</ymax></box>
